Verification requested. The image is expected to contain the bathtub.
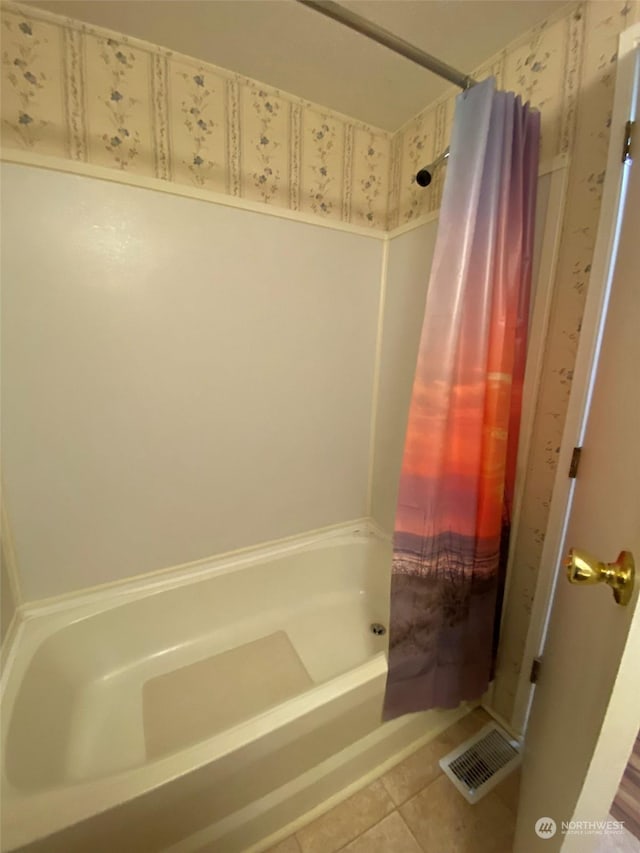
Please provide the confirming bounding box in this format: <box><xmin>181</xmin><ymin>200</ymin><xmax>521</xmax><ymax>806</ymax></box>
<box><xmin>0</xmin><ymin>522</ymin><xmax>469</xmax><ymax>852</ymax></box>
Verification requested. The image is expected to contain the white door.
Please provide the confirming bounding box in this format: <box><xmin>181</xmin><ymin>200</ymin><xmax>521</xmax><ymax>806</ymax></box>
<box><xmin>514</xmin><ymin>25</ymin><xmax>640</xmax><ymax>852</ymax></box>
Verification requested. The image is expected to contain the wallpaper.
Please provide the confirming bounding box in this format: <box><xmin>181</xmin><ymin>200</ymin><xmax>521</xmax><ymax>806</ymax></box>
<box><xmin>2</xmin><ymin>0</ymin><xmax>639</xmax><ymax>726</ymax></box>
<box><xmin>387</xmin><ymin>4</ymin><xmax>584</xmax><ymax>227</ymax></box>
<box><xmin>491</xmin><ymin>0</ymin><xmax>640</xmax><ymax>723</ymax></box>
<box><xmin>0</xmin><ymin>1</ymin><xmax>391</xmax><ymax>230</ymax></box>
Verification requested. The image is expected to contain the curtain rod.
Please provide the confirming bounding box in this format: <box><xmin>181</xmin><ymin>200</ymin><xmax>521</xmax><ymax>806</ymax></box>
<box><xmin>296</xmin><ymin>0</ymin><xmax>477</xmax><ymax>91</ymax></box>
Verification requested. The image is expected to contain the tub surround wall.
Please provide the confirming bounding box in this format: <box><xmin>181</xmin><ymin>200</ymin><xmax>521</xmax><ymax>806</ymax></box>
<box><xmin>369</xmin><ymin>220</ymin><xmax>439</xmax><ymax>531</ymax></box>
<box><xmin>1</xmin><ymin>163</ymin><xmax>382</xmax><ymax>601</ymax></box>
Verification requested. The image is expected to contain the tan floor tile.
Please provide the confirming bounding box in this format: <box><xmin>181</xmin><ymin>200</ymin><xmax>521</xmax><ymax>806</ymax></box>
<box><xmin>264</xmin><ymin>836</ymin><xmax>302</xmax><ymax>853</ymax></box>
<box><xmin>445</xmin><ymin>707</ymin><xmax>493</xmax><ymax>743</ymax></box>
<box><xmin>381</xmin><ymin>709</ymin><xmax>492</xmax><ymax>807</ymax></box>
<box><xmin>341</xmin><ymin>812</ymin><xmax>423</xmax><ymax>853</ymax></box>
<box><xmin>469</xmin><ymin>706</ymin><xmax>494</xmax><ymax>727</ymax></box>
<box><xmin>295</xmin><ymin>780</ymin><xmax>394</xmax><ymax>853</ymax></box>
<box><xmin>494</xmin><ymin>824</ymin><xmax>516</xmax><ymax>853</ymax></box>
<box><xmin>400</xmin><ymin>774</ymin><xmax>515</xmax><ymax>853</ymax></box>
<box><xmin>430</xmin><ymin>708</ymin><xmax>493</xmax><ymax>756</ymax></box>
<box><xmin>381</xmin><ymin>735</ymin><xmax>452</xmax><ymax>806</ymax></box>
<box><xmin>493</xmin><ymin>769</ymin><xmax>521</xmax><ymax>815</ymax></box>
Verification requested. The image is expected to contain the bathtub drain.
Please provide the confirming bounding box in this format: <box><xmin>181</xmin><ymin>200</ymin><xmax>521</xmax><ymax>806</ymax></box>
<box><xmin>370</xmin><ymin>623</ymin><xmax>387</xmax><ymax>636</ymax></box>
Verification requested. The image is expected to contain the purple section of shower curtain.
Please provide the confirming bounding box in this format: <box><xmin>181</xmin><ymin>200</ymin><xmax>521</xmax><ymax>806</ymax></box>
<box><xmin>383</xmin><ymin>78</ymin><xmax>540</xmax><ymax>719</ymax></box>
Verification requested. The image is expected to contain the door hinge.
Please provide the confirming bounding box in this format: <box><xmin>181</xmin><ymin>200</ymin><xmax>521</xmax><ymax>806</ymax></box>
<box><xmin>530</xmin><ymin>657</ymin><xmax>542</xmax><ymax>684</ymax></box>
<box><xmin>622</xmin><ymin>120</ymin><xmax>635</xmax><ymax>162</ymax></box>
<box><xmin>569</xmin><ymin>446</ymin><xmax>582</xmax><ymax>478</ymax></box>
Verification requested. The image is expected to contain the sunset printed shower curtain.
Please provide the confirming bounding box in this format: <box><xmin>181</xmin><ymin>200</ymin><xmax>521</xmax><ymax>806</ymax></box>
<box><xmin>383</xmin><ymin>78</ymin><xmax>540</xmax><ymax>718</ymax></box>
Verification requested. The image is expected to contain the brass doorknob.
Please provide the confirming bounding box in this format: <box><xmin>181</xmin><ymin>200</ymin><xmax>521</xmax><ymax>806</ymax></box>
<box><xmin>565</xmin><ymin>549</ymin><xmax>635</xmax><ymax>606</ymax></box>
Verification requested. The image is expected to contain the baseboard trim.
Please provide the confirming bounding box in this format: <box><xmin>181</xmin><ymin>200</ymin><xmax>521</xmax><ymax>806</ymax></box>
<box><xmin>0</xmin><ymin>150</ymin><xmax>387</xmax><ymax>241</ymax></box>
<box><xmin>386</xmin><ymin>153</ymin><xmax>570</xmax><ymax>241</ymax></box>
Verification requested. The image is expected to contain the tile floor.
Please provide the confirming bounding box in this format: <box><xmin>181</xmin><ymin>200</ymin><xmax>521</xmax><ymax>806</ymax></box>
<box><xmin>266</xmin><ymin>708</ymin><xmax>520</xmax><ymax>853</ymax></box>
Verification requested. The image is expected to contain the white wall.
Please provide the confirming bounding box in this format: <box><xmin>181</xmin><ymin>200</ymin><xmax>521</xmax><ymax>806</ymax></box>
<box><xmin>370</xmin><ymin>222</ymin><xmax>438</xmax><ymax>531</ymax></box>
<box><xmin>1</xmin><ymin>164</ymin><xmax>383</xmax><ymax>601</ymax></box>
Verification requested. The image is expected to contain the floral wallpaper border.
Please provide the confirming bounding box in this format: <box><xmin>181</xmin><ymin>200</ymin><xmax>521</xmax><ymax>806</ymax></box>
<box><xmin>0</xmin><ymin>0</ymin><xmax>618</xmax><ymax>236</ymax></box>
<box><xmin>1</xmin><ymin>0</ymin><xmax>391</xmax><ymax>230</ymax></box>
<box><xmin>389</xmin><ymin>2</ymin><xmax>589</xmax><ymax>227</ymax></box>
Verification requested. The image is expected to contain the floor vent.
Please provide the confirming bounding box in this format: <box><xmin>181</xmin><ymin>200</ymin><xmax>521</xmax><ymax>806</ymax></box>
<box><xmin>439</xmin><ymin>722</ymin><xmax>522</xmax><ymax>804</ymax></box>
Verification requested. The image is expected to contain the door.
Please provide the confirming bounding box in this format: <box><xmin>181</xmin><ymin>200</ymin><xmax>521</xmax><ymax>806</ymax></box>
<box><xmin>514</xmin><ymin>25</ymin><xmax>640</xmax><ymax>852</ymax></box>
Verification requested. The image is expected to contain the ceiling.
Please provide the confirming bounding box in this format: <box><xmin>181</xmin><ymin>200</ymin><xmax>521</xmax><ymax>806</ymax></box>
<box><xmin>24</xmin><ymin>0</ymin><xmax>568</xmax><ymax>130</ymax></box>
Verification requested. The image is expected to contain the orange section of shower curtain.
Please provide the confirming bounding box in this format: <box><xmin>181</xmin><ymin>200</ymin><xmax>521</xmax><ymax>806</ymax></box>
<box><xmin>384</xmin><ymin>77</ymin><xmax>540</xmax><ymax>719</ymax></box>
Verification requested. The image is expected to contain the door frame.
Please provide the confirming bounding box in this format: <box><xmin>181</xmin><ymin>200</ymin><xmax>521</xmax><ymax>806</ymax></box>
<box><xmin>509</xmin><ymin>22</ymin><xmax>640</xmax><ymax>736</ymax></box>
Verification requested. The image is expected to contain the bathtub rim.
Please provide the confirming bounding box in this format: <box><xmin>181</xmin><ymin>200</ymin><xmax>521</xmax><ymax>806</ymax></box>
<box><xmin>1</xmin><ymin>652</ymin><xmax>388</xmax><ymax>850</ymax></box>
<box><xmin>0</xmin><ymin>517</ymin><xmax>390</xmax><ymax>701</ymax></box>
<box><xmin>0</xmin><ymin>518</ymin><xmax>392</xmax><ymax>848</ymax></box>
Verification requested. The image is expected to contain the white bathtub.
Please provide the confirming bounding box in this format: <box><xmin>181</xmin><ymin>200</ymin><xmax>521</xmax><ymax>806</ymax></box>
<box><xmin>0</xmin><ymin>523</ymin><xmax>469</xmax><ymax>852</ymax></box>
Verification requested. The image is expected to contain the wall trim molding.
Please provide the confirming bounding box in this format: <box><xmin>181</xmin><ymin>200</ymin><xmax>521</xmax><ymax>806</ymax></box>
<box><xmin>491</xmin><ymin>155</ymin><xmax>571</xmax><ymax>726</ymax></box>
<box><xmin>387</xmin><ymin>209</ymin><xmax>440</xmax><ymax>241</ymax></box>
<box><xmin>386</xmin><ymin>153</ymin><xmax>570</xmax><ymax>241</ymax></box>
<box><xmin>1</xmin><ymin>149</ymin><xmax>570</xmax><ymax>243</ymax></box>
<box><xmin>0</xmin><ymin>149</ymin><xmax>388</xmax><ymax>241</ymax></box>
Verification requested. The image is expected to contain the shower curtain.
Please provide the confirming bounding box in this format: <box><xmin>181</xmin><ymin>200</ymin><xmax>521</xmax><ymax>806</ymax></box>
<box><xmin>383</xmin><ymin>78</ymin><xmax>540</xmax><ymax>719</ymax></box>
